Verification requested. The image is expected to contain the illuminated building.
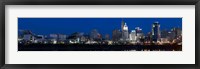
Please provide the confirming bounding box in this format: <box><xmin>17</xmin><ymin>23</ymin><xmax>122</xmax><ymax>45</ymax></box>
<box><xmin>135</xmin><ymin>27</ymin><xmax>142</xmax><ymax>35</ymax></box>
<box><xmin>22</xmin><ymin>30</ymin><xmax>35</xmax><ymax>43</ymax></box>
<box><xmin>167</xmin><ymin>31</ymin><xmax>175</xmax><ymax>42</ymax></box>
<box><xmin>50</xmin><ymin>34</ymin><xmax>58</xmax><ymax>44</ymax></box>
<box><xmin>129</xmin><ymin>30</ymin><xmax>136</xmax><ymax>42</ymax></box>
<box><xmin>171</xmin><ymin>27</ymin><xmax>182</xmax><ymax>38</ymax></box>
<box><xmin>152</xmin><ymin>21</ymin><xmax>161</xmax><ymax>42</ymax></box>
<box><xmin>122</xmin><ymin>23</ymin><xmax>129</xmax><ymax>41</ymax></box>
<box><xmin>80</xmin><ymin>34</ymin><xmax>89</xmax><ymax>42</ymax></box>
<box><xmin>34</xmin><ymin>35</ymin><xmax>44</xmax><ymax>43</ymax></box>
<box><xmin>58</xmin><ymin>34</ymin><xmax>67</xmax><ymax>41</ymax></box>
<box><xmin>135</xmin><ymin>27</ymin><xmax>143</xmax><ymax>43</ymax></box>
<box><xmin>23</xmin><ymin>34</ymin><xmax>35</xmax><ymax>42</ymax></box>
<box><xmin>67</xmin><ymin>32</ymin><xmax>82</xmax><ymax>44</ymax></box>
<box><xmin>160</xmin><ymin>30</ymin><xmax>170</xmax><ymax>44</ymax></box>
<box><xmin>50</xmin><ymin>34</ymin><xmax>58</xmax><ymax>39</ymax></box>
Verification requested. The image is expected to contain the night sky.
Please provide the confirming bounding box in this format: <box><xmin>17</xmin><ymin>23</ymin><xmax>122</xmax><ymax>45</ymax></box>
<box><xmin>18</xmin><ymin>18</ymin><xmax>182</xmax><ymax>37</ymax></box>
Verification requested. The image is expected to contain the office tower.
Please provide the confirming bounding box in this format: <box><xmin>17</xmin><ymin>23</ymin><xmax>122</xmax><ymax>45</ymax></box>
<box><xmin>160</xmin><ymin>30</ymin><xmax>170</xmax><ymax>43</ymax></box>
<box><xmin>90</xmin><ymin>29</ymin><xmax>101</xmax><ymax>41</ymax></box>
<box><xmin>121</xmin><ymin>19</ymin><xmax>125</xmax><ymax>33</ymax></box>
<box><xmin>161</xmin><ymin>30</ymin><xmax>168</xmax><ymax>38</ymax></box>
<box><xmin>152</xmin><ymin>21</ymin><xmax>161</xmax><ymax>42</ymax></box>
<box><xmin>167</xmin><ymin>31</ymin><xmax>175</xmax><ymax>42</ymax></box>
<box><xmin>122</xmin><ymin>23</ymin><xmax>129</xmax><ymax>41</ymax></box>
<box><xmin>135</xmin><ymin>27</ymin><xmax>142</xmax><ymax>35</ymax></box>
<box><xmin>135</xmin><ymin>27</ymin><xmax>143</xmax><ymax>43</ymax></box>
<box><xmin>146</xmin><ymin>32</ymin><xmax>152</xmax><ymax>42</ymax></box>
<box><xmin>112</xmin><ymin>29</ymin><xmax>121</xmax><ymax>41</ymax></box>
<box><xmin>129</xmin><ymin>30</ymin><xmax>136</xmax><ymax>42</ymax></box>
<box><xmin>171</xmin><ymin>28</ymin><xmax>182</xmax><ymax>39</ymax></box>
<box><xmin>105</xmin><ymin>34</ymin><xmax>110</xmax><ymax>40</ymax></box>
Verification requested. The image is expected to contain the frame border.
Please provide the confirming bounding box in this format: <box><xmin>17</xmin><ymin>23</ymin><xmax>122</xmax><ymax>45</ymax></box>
<box><xmin>0</xmin><ymin>0</ymin><xmax>199</xmax><ymax>69</ymax></box>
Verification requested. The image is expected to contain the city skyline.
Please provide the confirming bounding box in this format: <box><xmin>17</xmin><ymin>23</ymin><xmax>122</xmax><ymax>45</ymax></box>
<box><xmin>18</xmin><ymin>18</ymin><xmax>182</xmax><ymax>51</ymax></box>
<box><xmin>18</xmin><ymin>18</ymin><xmax>182</xmax><ymax>37</ymax></box>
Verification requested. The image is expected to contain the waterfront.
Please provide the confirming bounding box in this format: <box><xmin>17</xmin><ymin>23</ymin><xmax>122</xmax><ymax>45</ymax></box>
<box><xmin>18</xmin><ymin>44</ymin><xmax>182</xmax><ymax>51</ymax></box>
<box><xmin>18</xmin><ymin>18</ymin><xmax>182</xmax><ymax>51</ymax></box>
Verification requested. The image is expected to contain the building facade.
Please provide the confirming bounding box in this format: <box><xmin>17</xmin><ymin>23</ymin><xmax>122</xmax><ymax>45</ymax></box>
<box><xmin>135</xmin><ymin>27</ymin><xmax>143</xmax><ymax>43</ymax></box>
<box><xmin>122</xmin><ymin>23</ymin><xmax>129</xmax><ymax>41</ymax></box>
<box><xmin>112</xmin><ymin>29</ymin><xmax>121</xmax><ymax>41</ymax></box>
<box><xmin>152</xmin><ymin>21</ymin><xmax>161</xmax><ymax>42</ymax></box>
<box><xmin>129</xmin><ymin>30</ymin><xmax>136</xmax><ymax>42</ymax></box>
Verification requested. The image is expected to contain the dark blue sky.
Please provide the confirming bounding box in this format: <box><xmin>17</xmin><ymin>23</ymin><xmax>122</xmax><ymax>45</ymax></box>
<box><xmin>18</xmin><ymin>18</ymin><xmax>182</xmax><ymax>37</ymax></box>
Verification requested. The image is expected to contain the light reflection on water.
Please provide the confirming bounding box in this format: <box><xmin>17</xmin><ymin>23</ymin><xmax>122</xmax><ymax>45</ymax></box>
<box><xmin>125</xmin><ymin>49</ymin><xmax>179</xmax><ymax>51</ymax></box>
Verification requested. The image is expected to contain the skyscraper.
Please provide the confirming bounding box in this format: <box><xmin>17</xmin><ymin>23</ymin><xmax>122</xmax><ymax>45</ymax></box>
<box><xmin>146</xmin><ymin>32</ymin><xmax>152</xmax><ymax>42</ymax></box>
<box><xmin>135</xmin><ymin>27</ymin><xmax>143</xmax><ymax>43</ymax></box>
<box><xmin>171</xmin><ymin>27</ymin><xmax>182</xmax><ymax>39</ymax></box>
<box><xmin>90</xmin><ymin>29</ymin><xmax>101</xmax><ymax>41</ymax></box>
<box><xmin>112</xmin><ymin>29</ymin><xmax>121</xmax><ymax>41</ymax></box>
<box><xmin>152</xmin><ymin>21</ymin><xmax>161</xmax><ymax>42</ymax></box>
<box><xmin>122</xmin><ymin>23</ymin><xmax>129</xmax><ymax>41</ymax></box>
<box><xmin>105</xmin><ymin>34</ymin><xmax>110</xmax><ymax>40</ymax></box>
<box><xmin>129</xmin><ymin>30</ymin><xmax>136</xmax><ymax>42</ymax></box>
<box><xmin>161</xmin><ymin>29</ymin><xmax>168</xmax><ymax>38</ymax></box>
<box><xmin>121</xmin><ymin>19</ymin><xmax>125</xmax><ymax>32</ymax></box>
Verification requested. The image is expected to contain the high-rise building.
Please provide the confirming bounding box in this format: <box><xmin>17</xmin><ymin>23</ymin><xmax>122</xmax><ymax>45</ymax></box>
<box><xmin>171</xmin><ymin>27</ymin><xmax>182</xmax><ymax>39</ymax></box>
<box><xmin>152</xmin><ymin>21</ymin><xmax>161</xmax><ymax>42</ymax></box>
<box><xmin>121</xmin><ymin>19</ymin><xmax>125</xmax><ymax>33</ymax></box>
<box><xmin>112</xmin><ymin>29</ymin><xmax>121</xmax><ymax>41</ymax></box>
<box><xmin>146</xmin><ymin>32</ymin><xmax>152</xmax><ymax>42</ymax></box>
<box><xmin>167</xmin><ymin>31</ymin><xmax>175</xmax><ymax>42</ymax></box>
<box><xmin>90</xmin><ymin>29</ymin><xmax>101</xmax><ymax>41</ymax></box>
<box><xmin>160</xmin><ymin>30</ymin><xmax>170</xmax><ymax>43</ymax></box>
<box><xmin>105</xmin><ymin>34</ymin><xmax>110</xmax><ymax>40</ymax></box>
<box><xmin>161</xmin><ymin>30</ymin><xmax>168</xmax><ymax>38</ymax></box>
<box><xmin>122</xmin><ymin>23</ymin><xmax>129</xmax><ymax>41</ymax></box>
<box><xmin>135</xmin><ymin>27</ymin><xmax>143</xmax><ymax>43</ymax></box>
<box><xmin>135</xmin><ymin>27</ymin><xmax>142</xmax><ymax>35</ymax></box>
<box><xmin>129</xmin><ymin>30</ymin><xmax>136</xmax><ymax>42</ymax></box>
